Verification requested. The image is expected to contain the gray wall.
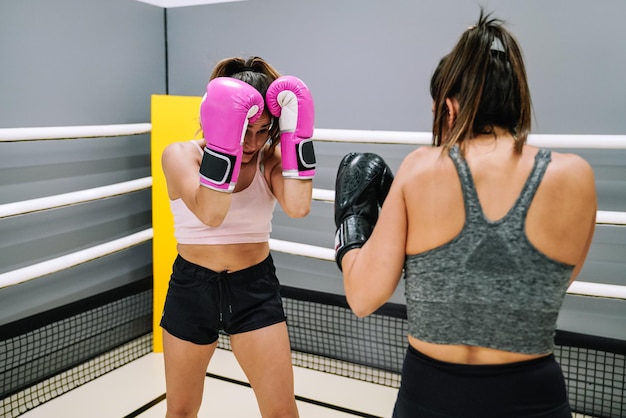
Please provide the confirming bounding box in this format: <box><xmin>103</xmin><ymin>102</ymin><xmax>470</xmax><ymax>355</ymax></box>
<box><xmin>167</xmin><ymin>0</ymin><xmax>626</xmax><ymax>135</ymax></box>
<box><xmin>0</xmin><ymin>0</ymin><xmax>164</xmax><ymax>324</ymax></box>
<box><xmin>0</xmin><ymin>0</ymin><xmax>624</xmax><ymax>340</ymax></box>
<box><xmin>0</xmin><ymin>0</ymin><xmax>165</xmax><ymax>128</ymax></box>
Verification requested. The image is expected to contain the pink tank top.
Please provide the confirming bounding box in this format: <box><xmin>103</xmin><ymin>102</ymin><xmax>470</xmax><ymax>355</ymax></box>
<box><xmin>170</xmin><ymin>141</ymin><xmax>276</xmax><ymax>245</ymax></box>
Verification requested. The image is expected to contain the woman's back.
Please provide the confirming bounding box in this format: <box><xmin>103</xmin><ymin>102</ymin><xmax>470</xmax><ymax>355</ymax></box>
<box><xmin>402</xmin><ymin>135</ymin><xmax>596</xmax><ymax>276</ymax></box>
<box><xmin>397</xmin><ymin>134</ymin><xmax>596</xmax><ymax>363</ymax></box>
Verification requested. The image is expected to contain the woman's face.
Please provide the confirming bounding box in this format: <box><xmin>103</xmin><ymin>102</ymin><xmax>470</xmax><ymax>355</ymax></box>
<box><xmin>242</xmin><ymin>111</ymin><xmax>272</xmax><ymax>163</ymax></box>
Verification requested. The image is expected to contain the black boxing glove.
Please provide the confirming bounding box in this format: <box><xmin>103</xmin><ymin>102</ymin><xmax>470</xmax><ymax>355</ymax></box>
<box><xmin>334</xmin><ymin>152</ymin><xmax>394</xmax><ymax>271</ymax></box>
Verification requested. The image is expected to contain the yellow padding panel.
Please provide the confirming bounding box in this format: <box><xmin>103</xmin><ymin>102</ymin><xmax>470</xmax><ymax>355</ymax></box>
<box><xmin>151</xmin><ymin>94</ymin><xmax>202</xmax><ymax>352</ymax></box>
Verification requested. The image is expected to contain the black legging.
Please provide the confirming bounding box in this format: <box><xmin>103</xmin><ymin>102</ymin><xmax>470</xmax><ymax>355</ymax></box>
<box><xmin>392</xmin><ymin>345</ymin><xmax>572</xmax><ymax>418</ymax></box>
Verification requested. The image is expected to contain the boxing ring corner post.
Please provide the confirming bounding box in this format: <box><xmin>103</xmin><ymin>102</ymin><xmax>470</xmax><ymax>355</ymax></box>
<box><xmin>150</xmin><ymin>94</ymin><xmax>204</xmax><ymax>353</ymax></box>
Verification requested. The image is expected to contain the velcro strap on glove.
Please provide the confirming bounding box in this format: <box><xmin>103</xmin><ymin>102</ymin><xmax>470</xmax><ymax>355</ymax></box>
<box><xmin>334</xmin><ymin>215</ymin><xmax>374</xmax><ymax>271</ymax></box>
<box><xmin>297</xmin><ymin>138</ymin><xmax>316</xmax><ymax>170</ymax></box>
<box><xmin>283</xmin><ymin>138</ymin><xmax>316</xmax><ymax>179</ymax></box>
<box><xmin>199</xmin><ymin>147</ymin><xmax>237</xmax><ymax>192</ymax></box>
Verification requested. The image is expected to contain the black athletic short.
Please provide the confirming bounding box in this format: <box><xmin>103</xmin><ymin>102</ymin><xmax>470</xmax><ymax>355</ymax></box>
<box><xmin>160</xmin><ymin>254</ymin><xmax>286</xmax><ymax>345</ymax></box>
<box><xmin>392</xmin><ymin>345</ymin><xmax>572</xmax><ymax>418</ymax></box>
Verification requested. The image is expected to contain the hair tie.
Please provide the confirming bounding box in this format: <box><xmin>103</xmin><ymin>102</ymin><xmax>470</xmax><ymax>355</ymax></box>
<box><xmin>490</xmin><ymin>37</ymin><xmax>505</xmax><ymax>52</ymax></box>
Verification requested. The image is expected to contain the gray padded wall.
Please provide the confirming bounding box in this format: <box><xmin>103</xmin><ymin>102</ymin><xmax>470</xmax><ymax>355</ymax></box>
<box><xmin>166</xmin><ymin>0</ymin><xmax>626</xmax><ymax>134</ymax></box>
<box><xmin>0</xmin><ymin>0</ymin><xmax>165</xmax><ymax>324</ymax></box>
<box><xmin>165</xmin><ymin>0</ymin><xmax>626</xmax><ymax>339</ymax></box>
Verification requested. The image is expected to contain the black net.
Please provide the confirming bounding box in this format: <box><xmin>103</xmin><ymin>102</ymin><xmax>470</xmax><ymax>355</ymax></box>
<box><xmin>217</xmin><ymin>286</ymin><xmax>406</xmax><ymax>387</ymax></box>
<box><xmin>0</xmin><ymin>281</ymin><xmax>152</xmax><ymax>418</ymax></box>
<box><xmin>556</xmin><ymin>332</ymin><xmax>626</xmax><ymax>418</ymax></box>
<box><xmin>3</xmin><ymin>281</ymin><xmax>624</xmax><ymax>418</ymax></box>
<box><xmin>283</xmin><ymin>286</ymin><xmax>407</xmax><ymax>387</ymax></box>
<box><xmin>228</xmin><ymin>285</ymin><xmax>622</xmax><ymax>418</ymax></box>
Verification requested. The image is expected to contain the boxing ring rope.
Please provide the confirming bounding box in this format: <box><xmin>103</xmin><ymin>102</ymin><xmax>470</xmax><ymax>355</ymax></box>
<box><xmin>313</xmin><ymin>128</ymin><xmax>626</xmax><ymax>149</ymax></box>
<box><xmin>311</xmin><ymin>189</ymin><xmax>626</xmax><ymax>225</ymax></box>
<box><xmin>1</xmin><ymin>124</ymin><xmax>626</xmax><ymax>302</ymax></box>
<box><xmin>0</xmin><ymin>123</ymin><xmax>151</xmax><ymax>142</ymax></box>
<box><xmin>0</xmin><ymin>229</ymin><xmax>154</xmax><ymax>289</ymax></box>
<box><xmin>0</xmin><ymin>178</ymin><xmax>153</xmax><ymax>218</ymax></box>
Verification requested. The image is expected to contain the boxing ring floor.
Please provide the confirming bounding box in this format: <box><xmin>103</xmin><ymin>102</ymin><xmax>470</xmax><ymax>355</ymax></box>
<box><xmin>16</xmin><ymin>346</ymin><xmax>594</xmax><ymax>418</ymax></box>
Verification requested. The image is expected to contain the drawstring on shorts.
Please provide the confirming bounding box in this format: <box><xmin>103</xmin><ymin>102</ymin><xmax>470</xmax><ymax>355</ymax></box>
<box><xmin>216</xmin><ymin>270</ymin><xmax>233</xmax><ymax>322</ymax></box>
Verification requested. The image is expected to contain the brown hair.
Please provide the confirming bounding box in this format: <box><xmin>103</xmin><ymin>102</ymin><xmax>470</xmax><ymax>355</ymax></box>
<box><xmin>430</xmin><ymin>9</ymin><xmax>532</xmax><ymax>154</ymax></box>
<box><xmin>209</xmin><ymin>56</ymin><xmax>282</xmax><ymax>160</ymax></box>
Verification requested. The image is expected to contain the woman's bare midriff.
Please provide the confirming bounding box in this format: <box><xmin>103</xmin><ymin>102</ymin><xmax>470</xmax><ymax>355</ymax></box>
<box><xmin>177</xmin><ymin>242</ymin><xmax>270</xmax><ymax>273</ymax></box>
<box><xmin>408</xmin><ymin>335</ymin><xmax>550</xmax><ymax>365</ymax></box>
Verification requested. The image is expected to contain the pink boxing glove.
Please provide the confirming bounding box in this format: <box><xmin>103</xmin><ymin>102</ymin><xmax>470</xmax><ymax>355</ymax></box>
<box><xmin>266</xmin><ymin>76</ymin><xmax>316</xmax><ymax>179</ymax></box>
<box><xmin>199</xmin><ymin>77</ymin><xmax>264</xmax><ymax>192</ymax></box>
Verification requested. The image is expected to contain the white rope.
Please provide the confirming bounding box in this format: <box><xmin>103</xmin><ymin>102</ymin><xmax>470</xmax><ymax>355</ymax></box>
<box><xmin>0</xmin><ymin>229</ymin><xmax>153</xmax><ymax>289</ymax></box>
<box><xmin>567</xmin><ymin>281</ymin><xmax>626</xmax><ymax>300</ymax></box>
<box><xmin>2</xmin><ymin>184</ymin><xmax>624</xmax><ymax>228</ymax></box>
<box><xmin>0</xmin><ymin>177</ymin><xmax>152</xmax><ymax>218</ymax></box>
<box><xmin>312</xmin><ymin>129</ymin><xmax>626</xmax><ymax>149</ymax></box>
<box><xmin>270</xmin><ymin>238</ymin><xmax>335</xmax><ymax>261</ymax></box>
<box><xmin>527</xmin><ymin>134</ymin><xmax>626</xmax><ymax>149</ymax></box>
<box><xmin>313</xmin><ymin>129</ymin><xmax>432</xmax><ymax>145</ymax></box>
<box><xmin>596</xmin><ymin>210</ymin><xmax>626</xmax><ymax>225</ymax></box>
<box><xmin>267</xmin><ymin>240</ymin><xmax>626</xmax><ymax>300</ymax></box>
<box><xmin>312</xmin><ymin>188</ymin><xmax>335</xmax><ymax>202</ymax></box>
<box><xmin>309</xmin><ymin>190</ymin><xmax>625</xmax><ymax>226</ymax></box>
<box><xmin>4</xmin><ymin>125</ymin><xmax>624</xmax><ymax>148</ymax></box>
<box><xmin>2</xmin><ymin>231</ymin><xmax>622</xmax><ymax>300</ymax></box>
<box><xmin>0</xmin><ymin>123</ymin><xmax>151</xmax><ymax>142</ymax></box>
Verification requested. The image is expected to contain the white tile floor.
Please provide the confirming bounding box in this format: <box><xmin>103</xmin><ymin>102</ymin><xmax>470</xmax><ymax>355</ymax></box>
<box><xmin>17</xmin><ymin>348</ymin><xmax>596</xmax><ymax>418</ymax></box>
<box><xmin>19</xmin><ymin>348</ymin><xmax>398</xmax><ymax>418</ymax></box>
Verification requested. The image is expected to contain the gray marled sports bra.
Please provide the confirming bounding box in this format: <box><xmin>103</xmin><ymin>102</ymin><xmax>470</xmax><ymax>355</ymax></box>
<box><xmin>404</xmin><ymin>145</ymin><xmax>574</xmax><ymax>354</ymax></box>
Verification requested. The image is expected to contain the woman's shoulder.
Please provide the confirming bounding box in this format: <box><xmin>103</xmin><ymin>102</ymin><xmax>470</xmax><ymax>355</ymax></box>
<box><xmin>164</xmin><ymin>139</ymin><xmax>202</xmax><ymax>154</ymax></box>
<box><xmin>163</xmin><ymin>140</ymin><xmax>202</xmax><ymax>159</ymax></box>
<box><xmin>548</xmin><ymin>149</ymin><xmax>593</xmax><ymax>170</ymax></box>
<box><xmin>542</xmin><ymin>148</ymin><xmax>595</xmax><ymax>187</ymax></box>
<box><xmin>533</xmin><ymin>147</ymin><xmax>596</xmax><ymax>212</ymax></box>
<box><xmin>162</xmin><ymin>140</ymin><xmax>203</xmax><ymax>172</ymax></box>
<box><xmin>397</xmin><ymin>146</ymin><xmax>450</xmax><ymax>175</ymax></box>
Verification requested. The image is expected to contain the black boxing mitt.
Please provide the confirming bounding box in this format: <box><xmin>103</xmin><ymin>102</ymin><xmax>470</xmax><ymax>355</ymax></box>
<box><xmin>334</xmin><ymin>152</ymin><xmax>394</xmax><ymax>271</ymax></box>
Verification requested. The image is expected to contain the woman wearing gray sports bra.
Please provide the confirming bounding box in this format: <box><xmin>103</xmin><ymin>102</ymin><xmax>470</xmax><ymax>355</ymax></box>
<box><xmin>333</xmin><ymin>9</ymin><xmax>597</xmax><ymax>418</ymax></box>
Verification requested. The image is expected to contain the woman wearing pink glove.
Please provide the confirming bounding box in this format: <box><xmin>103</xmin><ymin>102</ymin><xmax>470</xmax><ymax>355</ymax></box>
<box><xmin>160</xmin><ymin>56</ymin><xmax>315</xmax><ymax>418</ymax></box>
